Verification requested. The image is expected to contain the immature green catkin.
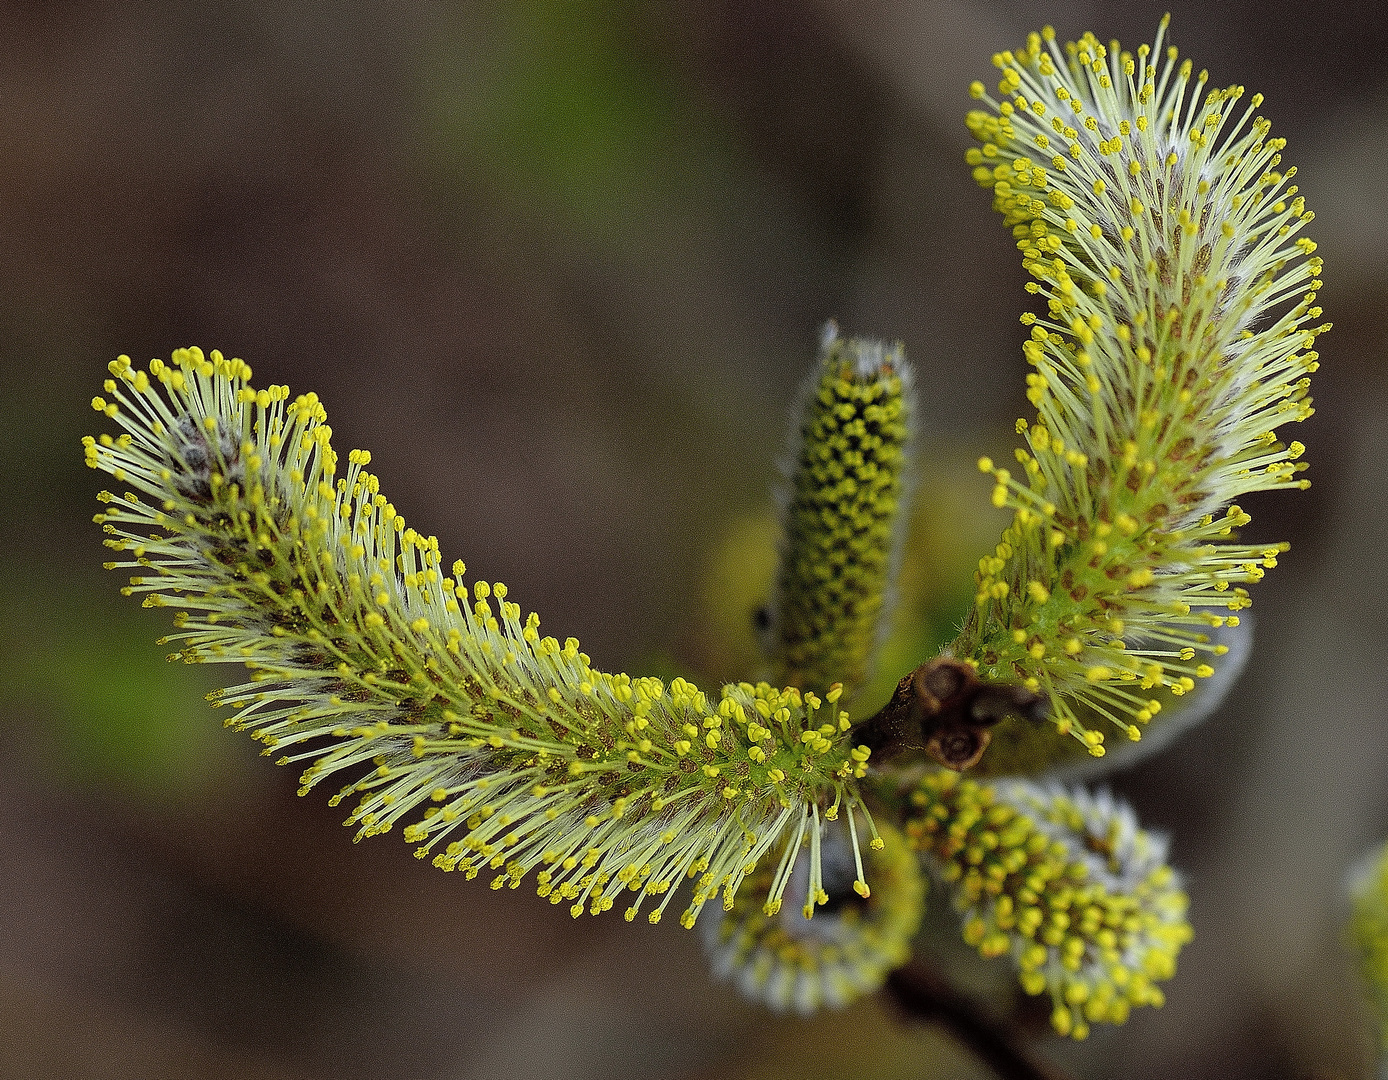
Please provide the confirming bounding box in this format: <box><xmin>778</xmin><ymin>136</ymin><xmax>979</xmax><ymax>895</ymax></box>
<box><xmin>85</xmin><ymin>349</ymin><xmax>882</xmax><ymax>928</ymax></box>
<box><xmin>953</xmin><ymin>18</ymin><xmax>1323</xmax><ymax>771</ymax></box>
<box><xmin>1349</xmin><ymin>841</ymin><xmax>1388</xmax><ymax>1073</ymax></box>
<box><xmin>768</xmin><ymin>325</ymin><xmax>912</xmax><ymax>699</ymax></box>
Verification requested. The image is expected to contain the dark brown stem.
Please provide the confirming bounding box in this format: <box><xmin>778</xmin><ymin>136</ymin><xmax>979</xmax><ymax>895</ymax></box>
<box><xmin>884</xmin><ymin>963</ymin><xmax>1074</xmax><ymax>1080</ymax></box>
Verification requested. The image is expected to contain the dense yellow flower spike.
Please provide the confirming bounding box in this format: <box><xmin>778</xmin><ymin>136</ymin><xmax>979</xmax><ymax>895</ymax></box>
<box><xmin>954</xmin><ymin>18</ymin><xmax>1323</xmax><ymax>769</ymax></box>
<box><xmin>905</xmin><ymin>772</ymin><xmax>1191</xmax><ymax>1040</ymax></box>
<box><xmin>768</xmin><ymin>325</ymin><xmax>913</xmax><ymax>697</ymax></box>
<box><xmin>85</xmin><ymin>348</ymin><xmax>882</xmax><ymax>929</ymax></box>
<box><xmin>703</xmin><ymin>821</ymin><xmax>924</xmax><ymax>1014</ymax></box>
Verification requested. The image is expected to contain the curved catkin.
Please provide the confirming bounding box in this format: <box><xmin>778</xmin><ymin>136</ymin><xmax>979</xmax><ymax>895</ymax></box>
<box><xmin>84</xmin><ymin>348</ymin><xmax>882</xmax><ymax>929</ymax></box>
<box><xmin>951</xmin><ymin>19</ymin><xmax>1323</xmax><ymax>768</ymax></box>
<box><xmin>768</xmin><ymin>325</ymin><xmax>913</xmax><ymax>698</ymax></box>
<box><xmin>905</xmin><ymin>772</ymin><xmax>1191</xmax><ymax>1040</ymax></box>
<box><xmin>702</xmin><ymin>820</ymin><xmax>924</xmax><ymax>1015</ymax></box>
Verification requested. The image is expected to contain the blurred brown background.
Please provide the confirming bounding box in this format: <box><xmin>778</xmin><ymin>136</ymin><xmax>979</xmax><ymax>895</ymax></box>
<box><xmin>2</xmin><ymin>2</ymin><xmax>1386</xmax><ymax>1078</ymax></box>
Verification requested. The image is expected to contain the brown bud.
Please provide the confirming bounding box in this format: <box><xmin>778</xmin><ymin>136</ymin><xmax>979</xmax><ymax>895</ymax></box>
<box><xmin>852</xmin><ymin>657</ymin><xmax>1047</xmax><ymax>772</ymax></box>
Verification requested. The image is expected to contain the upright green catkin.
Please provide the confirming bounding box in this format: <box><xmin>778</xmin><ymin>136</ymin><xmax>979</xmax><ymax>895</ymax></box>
<box><xmin>768</xmin><ymin>325</ymin><xmax>912</xmax><ymax>699</ymax></box>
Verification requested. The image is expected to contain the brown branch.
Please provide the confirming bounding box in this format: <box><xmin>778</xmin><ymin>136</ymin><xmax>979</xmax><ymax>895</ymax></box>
<box><xmin>884</xmin><ymin>963</ymin><xmax>1075</xmax><ymax>1080</ymax></box>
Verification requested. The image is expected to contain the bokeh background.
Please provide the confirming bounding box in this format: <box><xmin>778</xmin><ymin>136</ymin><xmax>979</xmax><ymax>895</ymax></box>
<box><xmin>3</xmin><ymin>2</ymin><xmax>1386</xmax><ymax>1077</ymax></box>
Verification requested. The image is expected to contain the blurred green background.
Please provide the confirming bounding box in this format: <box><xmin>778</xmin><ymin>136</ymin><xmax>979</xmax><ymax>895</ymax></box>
<box><xmin>3</xmin><ymin>2</ymin><xmax>1387</xmax><ymax>1077</ymax></box>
